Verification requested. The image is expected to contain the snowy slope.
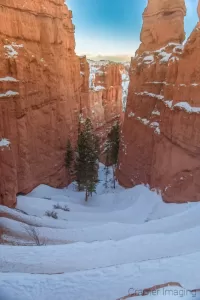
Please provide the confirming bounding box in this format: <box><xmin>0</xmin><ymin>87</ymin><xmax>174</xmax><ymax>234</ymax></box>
<box><xmin>0</xmin><ymin>164</ymin><xmax>200</xmax><ymax>300</ymax></box>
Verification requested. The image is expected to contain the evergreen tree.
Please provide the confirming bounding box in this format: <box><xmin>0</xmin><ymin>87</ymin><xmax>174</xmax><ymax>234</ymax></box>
<box><xmin>65</xmin><ymin>139</ymin><xmax>74</xmax><ymax>179</ymax></box>
<box><xmin>75</xmin><ymin>118</ymin><xmax>99</xmax><ymax>201</ymax></box>
<box><xmin>106</xmin><ymin>121</ymin><xmax>120</xmax><ymax>189</ymax></box>
<box><xmin>104</xmin><ymin>140</ymin><xmax>111</xmax><ymax>189</ymax></box>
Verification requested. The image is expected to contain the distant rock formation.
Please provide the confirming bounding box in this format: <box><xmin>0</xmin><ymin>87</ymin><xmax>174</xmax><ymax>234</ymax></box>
<box><xmin>80</xmin><ymin>58</ymin><xmax>124</xmax><ymax>154</ymax></box>
<box><xmin>120</xmin><ymin>63</ymin><xmax>130</xmax><ymax>111</ymax></box>
<box><xmin>117</xmin><ymin>0</ymin><xmax>200</xmax><ymax>202</ymax></box>
<box><xmin>0</xmin><ymin>1</ymin><xmax>125</xmax><ymax>207</ymax></box>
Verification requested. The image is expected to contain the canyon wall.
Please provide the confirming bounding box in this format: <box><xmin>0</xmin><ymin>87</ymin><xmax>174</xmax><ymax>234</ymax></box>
<box><xmin>0</xmin><ymin>0</ymin><xmax>125</xmax><ymax>207</ymax></box>
<box><xmin>80</xmin><ymin>58</ymin><xmax>123</xmax><ymax>154</ymax></box>
<box><xmin>0</xmin><ymin>0</ymin><xmax>82</xmax><ymax>207</ymax></box>
<box><xmin>118</xmin><ymin>0</ymin><xmax>200</xmax><ymax>202</ymax></box>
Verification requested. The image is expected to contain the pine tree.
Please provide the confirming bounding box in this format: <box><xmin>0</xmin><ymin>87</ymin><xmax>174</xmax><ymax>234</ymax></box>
<box><xmin>75</xmin><ymin>118</ymin><xmax>99</xmax><ymax>201</ymax></box>
<box><xmin>104</xmin><ymin>140</ymin><xmax>111</xmax><ymax>189</ymax></box>
<box><xmin>106</xmin><ymin>121</ymin><xmax>120</xmax><ymax>189</ymax></box>
<box><xmin>65</xmin><ymin>139</ymin><xmax>74</xmax><ymax>180</ymax></box>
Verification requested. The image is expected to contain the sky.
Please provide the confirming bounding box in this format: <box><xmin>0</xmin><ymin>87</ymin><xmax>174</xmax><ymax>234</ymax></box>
<box><xmin>67</xmin><ymin>0</ymin><xmax>199</xmax><ymax>57</ymax></box>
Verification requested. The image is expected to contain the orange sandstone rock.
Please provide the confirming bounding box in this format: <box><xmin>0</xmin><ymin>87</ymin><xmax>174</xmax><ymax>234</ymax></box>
<box><xmin>0</xmin><ymin>1</ymin><xmax>124</xmax><ymax>207</ymax></box>
<box><xmin>80</xmin><ymin>60</ymin><xmax>123</xmax><ymax>154</ymax></box>
<box><xmin>117</xmin><ymin>0</ymin><xmax>200</xmax><ymax>202</ymax></box>
<box><xmin>138</xmin><ymin>0</ymin><xmax>186</xmax><ymax>54</ymax></box>
<box><xmin>198</xmin><ymin>0</ymin><xmax>200</xmax><ymax>19</ymax></box>
<box><xmin>0</xmin><ymin>0</ymin><xmax>81</xmax><ymax>207</ymax></box>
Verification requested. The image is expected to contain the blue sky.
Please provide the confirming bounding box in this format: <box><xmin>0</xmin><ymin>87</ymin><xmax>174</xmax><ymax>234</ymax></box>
<box><xmin>67</xmin><ymin>0</ymin><xmax>199</xmax><ymax>55</ymax></box>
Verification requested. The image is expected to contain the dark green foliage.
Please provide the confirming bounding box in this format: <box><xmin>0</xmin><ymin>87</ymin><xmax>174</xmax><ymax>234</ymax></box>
<box><xmin>88</xmin><ymin>181</ymin><xmax>97</xmax><ymax>197</ymax></box>
<box><xmin>75</xmin><ymin>118</ymin><xmax>99</xmax><ymax>201</ymax></box>
<box><xmin>104</xmin><ymin>149</ymin><xmax>110</xmax><ymax>189</ymax></box>
<box><xmin>105</xmin><ymin>121</ymin><xmax>120</xmax><ymax>189</ymax></box>
<box><xmin>53</xmin><ymin>203</ymin><xmax>70</xmax><ymax>212</ymax></box>
<box><xmin>108</xmin><ymin>122</ymin><xmax>120</xmax><ymax>166</ymax></box>
<box><xmin>45</xmin><ymin>211</ymin><xmax>58</xmax><ymax>219</ymax></box>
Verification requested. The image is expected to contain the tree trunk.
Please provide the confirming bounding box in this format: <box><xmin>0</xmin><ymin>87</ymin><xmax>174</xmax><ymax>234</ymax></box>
<box><xmin>112</xmin><ymin>165</ymin><xmax>116</xmax><ymax>189</ymax></box>
<box><xmin>85</xmin><ymin>188</ymin><xmax>89</xmax><ymax>202</ymax></box>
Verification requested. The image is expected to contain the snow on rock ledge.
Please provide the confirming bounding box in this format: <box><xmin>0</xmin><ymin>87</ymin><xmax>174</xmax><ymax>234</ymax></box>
<box><xmin>0</xmin><ymin>90</ymin><xmax>19</xmax><ymax>98</ymax></box>
<box><xmin>0</xmin><ymin>138</ymin><xmax>10</xmax><ymax>148</ymax></box>
<box><xmin>0</xmin><ymin>77</ymin><xmax>18</xmax><ymax>82</ymax></box>
<box><xmin>4</xmin><ymin>42</ymin><xmax>24</xmax><ymax>58</ymax></box>
<box><xmin>120</xmin><ymin>62</ymin><xmax>130</xmax><ymax>111</ymax></box>
<box><xmin>174</xmin><ymin>102</ymin><xmax>200</xmax><ymax>114</ymax></box>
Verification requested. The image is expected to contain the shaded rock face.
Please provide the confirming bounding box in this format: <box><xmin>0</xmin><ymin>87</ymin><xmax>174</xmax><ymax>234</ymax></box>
<box><xmin>118</xmin><ymin>0</ymin><xmax>200</xmax><ymax>203</ymax></box>
<box><xmin>0</xmin><ymin>0</ymin><xmax>81</xmax><ymax>207</ymax></box>
<box><xmin>80</xmin><ymin>59</ymin><xmax>123</xmax><ymax>154</ymax></box>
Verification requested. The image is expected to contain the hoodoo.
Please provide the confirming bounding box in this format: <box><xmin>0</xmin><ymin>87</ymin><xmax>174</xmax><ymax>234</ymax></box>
<box><xmin>117</xmin><ymin>0</ymin><xmax>200</xmax><ymax>203</ymax></box>
<box><xmin>138</xmin><ymin>0</ymin><xmax>186</xmax><ymax>54</ymax></box>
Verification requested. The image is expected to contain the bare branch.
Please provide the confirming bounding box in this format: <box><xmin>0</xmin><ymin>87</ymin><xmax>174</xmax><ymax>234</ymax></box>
<box><xmin>23</xmin><ymin>224</ymin><xmax>46</xmax><ymax>246</ymax></box>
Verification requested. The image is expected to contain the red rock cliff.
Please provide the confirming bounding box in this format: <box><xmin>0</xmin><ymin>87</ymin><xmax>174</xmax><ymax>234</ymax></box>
<box><xmin>80</xmin><ymin>59</ymin><xmax>123</xmax><ymax>154</ymax></box>
<box><xmin>117</xmin><ymin>0</ymin><xmax>200</xmax><ymax>203</ymax></box>
<box><xmin>0</xmin><ymin>0</ymin><xmax>81</xmax><ymax>207</ymax></box>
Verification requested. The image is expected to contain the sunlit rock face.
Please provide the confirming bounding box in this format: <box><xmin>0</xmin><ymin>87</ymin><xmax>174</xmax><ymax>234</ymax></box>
<box><xmin>138</xmin><ymin>0</ymin><xmax>186</xmax><ymax>54</ymax></box>
<box><xmin>117</xmin><ymin>0</ymin><xmax>200</xmax><ymax>203</ymax></box>
<box><xmin>0</xmin><ymin>1</ymin><xmax>124</xmax><ymax>210</ymax></box>
<box><xmin>198</xmin><ymin>0</ymin><xmax>200</xmax><ymax>19</ymax></box>
<box><xmin>0</xmin><ymin>0</ymin><xmax>82</xmax><ymax>207</ymax></box>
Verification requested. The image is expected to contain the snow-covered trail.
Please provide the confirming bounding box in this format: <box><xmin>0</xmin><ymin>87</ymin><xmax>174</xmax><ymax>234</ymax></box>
<box><xmin>1</xmin><ymin>252</ymin><xmax>200</xmax><ymax>300</ymax></box>
<box><xmin>1</xmin><ymin>225</ymin><xmax>200</xmax><ymax>274</ymax></box>
<box><xmin>1</xmin><ymin>164</ymin><xmax>200</xmax><ymax>300</ymax></box>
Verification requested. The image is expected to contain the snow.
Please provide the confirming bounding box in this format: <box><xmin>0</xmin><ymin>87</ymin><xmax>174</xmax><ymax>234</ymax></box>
<box><xmin>0</xmin><ymin>90</ymin><xmax>19</xmax><ymax>98</ymax></box>
<box><xmin>134</xmin><ymin>89</ymin><xmax>200</xmax><ymax>115</ymax></box>
<box><xmin>147</xmin><ymin>81</ymin><xmax>168</xmax><ymax>85</ymax></box>
<box><xmin>143</xmin><ymin>55</ymin><xmax>154</xmax><ymax>64</ymax></box>
<box><xmin>1</xmin><ymin>164</ymin><xmax>200</xmax><ymax>299</ymax></box>
<box><xmin>88</xmin><ymin>60</ymin><xmax>108</xmax><ymax>90</ymax></box>
<box><xmin>0</xmin><ymin>76</ymin><xmax>18</xmax><ymax>82</ymax></box>
<box><xmin>165</xmin><ymin>100</ymin><xmax>173</xmax><ymax>108</ymax></box>
<box><xmin>173</xmin><ymin>45</ymin><xmax>184</xmax><ymax>53</ymax></box>
<box><xmin>135</xmin><ymin>91</ymin><xmax>164</xmax><ymax>100</ymax></box>
<box><xmin>4</xmin><ymin>42</ymin><xmax>23</xmax><ymax>58</ymax></box>
<box><xmin>128</xmin><ymin>112</ymin><xmax>135</xmax><ymax>117</ymax></box>
<box><xmin>136</xmin><ymin>116</ymin><xmax>150</xmax><ymax>125</ymax></box>
<box><xmin>89</xmin><ymin>64</ymin><xmax>100</xmax><ymax>88</ymax></box>
<box><xmin>120</xmin><ymin>66</ymin><xmax>130</xmax><ymax>111</ymax></box>
<box><xmin>158</xmin><ymin>51</ymin><xmax>171</xmax><ymax>63</ymax></box>
<box><xmin>152</xmin><ymin>109</ymin><xmax>160</xmax><ymax>116</ymax></box>
<box><xmin>136</xmin><ymin>43</ymin><xmax>183</xmax><ymax>67</ymax></box>
<box><xmin>0</xmin><ymin>138</ymin><xmax>10</xmax><ymax>148</ymax></box>
<box><xmin>174</xmin><ymin>102</ymin><xmax>200</xmax><ymax>114</ymax></box>
<box><xmin>150</xmin><ymin>122</ymin><xmax>160</xmax><ymax>135</ymax></box>
<box><xmin>93</xmin><ymin>85</ymin><xmax>105</xmax><ymax>91</ymax></box>
<box><xmin>127</xmin><ymin>109</ymin><xmax>161</xmax><ymax>135</ymax></box>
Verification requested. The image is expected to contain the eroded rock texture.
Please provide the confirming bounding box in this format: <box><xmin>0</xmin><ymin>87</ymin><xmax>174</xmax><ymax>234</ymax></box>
<box><xmin>0</xmin><ymin>0</ymin><xmax>81</xmax><ymax>207</ymax></box>
<box><xmin>0</xmin><ymin>1</ymin><xmax>125</xmax><ymax>207</ymax></box>
<box><xmin>138</xmin><ymin>0</ymin><xmax>186</xmax><ymax>54</ymax></box>
<box><xmin>80</xmin><ymin>59</ymin><xmax>123</xmax><ymax>154</ymax></box>
<box><xmin>118</xmin><ymin>0</ymin><xmax>200</xmax><ymax>202</ymax></box>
